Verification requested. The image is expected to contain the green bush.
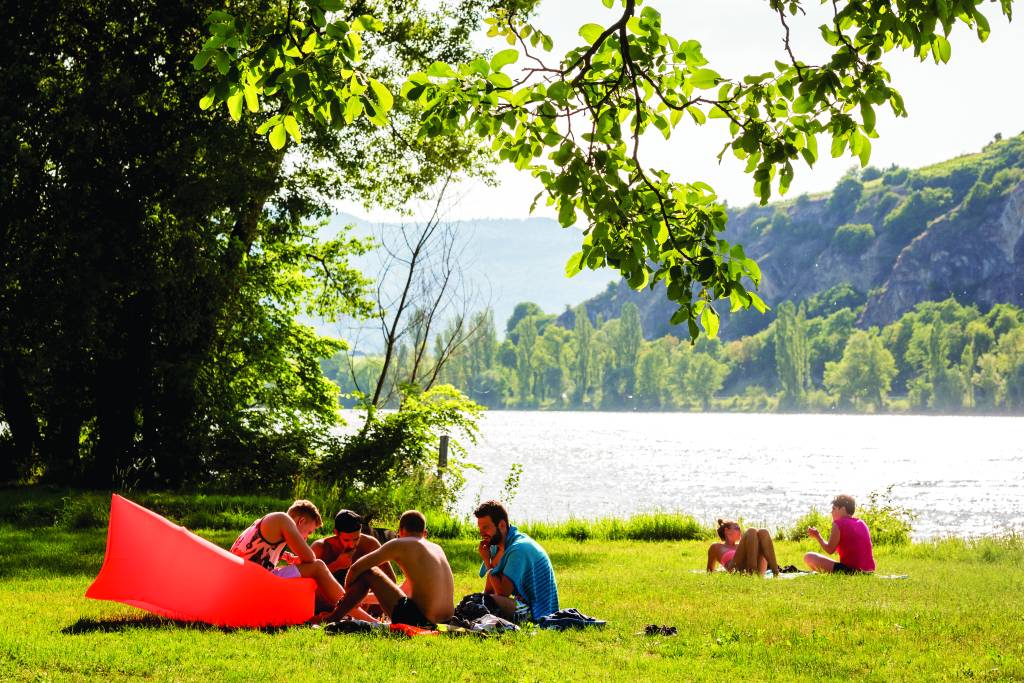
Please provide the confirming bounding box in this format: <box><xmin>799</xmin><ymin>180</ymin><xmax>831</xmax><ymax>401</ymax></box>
<box><xmin>312</xmin><ymin>385</ymin><xmax>482</xmax><ymax>519</ymax></box>
<box><xmin>781</xmin><ymin>508</ymin><xmax>832</xmax><ymax>541</ymax></box>
<box><xmin>883</xmin><ymin>187</ymin><xmax>954</xmax><ymax>239</ymax></box>
<box><xmin>861</xmin><ymin>166</ymin><xmax>883</xmax><ymax>182</ymax></box>
<box><xmin>858</xmin><ymin>487</ymin><xmax>916</xmax><ymax>545</ymax></box>
<box><xmin>832</xmin><ymin>223</ymin><xmax>876</xmax><ymax>254</ymax></box>
<box><xmin>882</xmin><ymin>166</ymin><xmax>909</xmax><ymax>186</ymax></box>
<box><xmin>829</xmin><ymin>176</ymin><xmax>864</xmax><ymax>212</ymax></box>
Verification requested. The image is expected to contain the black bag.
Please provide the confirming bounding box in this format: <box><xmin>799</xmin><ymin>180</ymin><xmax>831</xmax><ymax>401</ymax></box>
<box><xmin>454</xmin><ymin>592</ymin><xmax>501</xmax><ymax>621</ymax></box>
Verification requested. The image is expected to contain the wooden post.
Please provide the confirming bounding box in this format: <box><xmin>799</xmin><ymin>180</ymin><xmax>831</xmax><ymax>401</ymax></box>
<box><xmin>438</xmin><ymin>434</ymin><xmax>449</xmax><ymax>472</ymax></box>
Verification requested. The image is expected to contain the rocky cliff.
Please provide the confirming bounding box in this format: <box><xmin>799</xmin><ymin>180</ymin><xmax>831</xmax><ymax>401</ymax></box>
<box><xmin>561</xmin><ymin>133</ymin><xmax>1024</xmax><ymax>338</ymax></box>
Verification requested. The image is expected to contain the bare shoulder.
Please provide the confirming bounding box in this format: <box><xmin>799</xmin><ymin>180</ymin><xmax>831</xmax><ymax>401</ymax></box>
<box><xmin>359</xmin><ymin>534</ymin><xmax>382</xmax><ymax>552</ymax></box>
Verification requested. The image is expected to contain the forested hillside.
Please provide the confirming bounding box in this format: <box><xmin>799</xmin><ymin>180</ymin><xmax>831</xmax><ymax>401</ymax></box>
<box><xmin>325</xmin><ymin>135</ymin><xmax>1024</xmax><ymax>413</ymax></box>
<box><xmin>566</xmin><ymin>133</ymin><xmax>1024</xmax><ymax>340</ymax></box>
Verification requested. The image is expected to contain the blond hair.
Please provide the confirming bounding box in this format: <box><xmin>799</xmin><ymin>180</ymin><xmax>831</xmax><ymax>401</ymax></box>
<box><xmin>287</xmin><ymin>499</ymin><xmax>322</xmax><ymax>526</ymax></box>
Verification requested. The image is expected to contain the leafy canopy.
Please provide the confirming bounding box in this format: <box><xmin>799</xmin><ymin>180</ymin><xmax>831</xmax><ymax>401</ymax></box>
<box><xmin>197</xmin><ymin>0</ymin><xmax>1015</xmax><ymax>338</ymax></box>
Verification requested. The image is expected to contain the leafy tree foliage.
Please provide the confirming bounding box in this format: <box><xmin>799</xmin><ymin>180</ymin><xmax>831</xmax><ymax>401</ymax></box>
<box><xmin>832</xmin><ymin>223</ymin><xmax>876</xmax><ymax>254</ymax></box>
<box><xmin>824</xmin><ymin>330</ymin><xmax>896</xmax><ymax>409</ymax></box>
<box><xmin>0</xmin><ymin>0</ymin><xmax>490</xmax><ymax>488</ymax></box>
<box><xmin>201</xmin><ymin>0</ymin><xmax>1015</xmax><ymax>339</ymax></box>
<box><xmin>774</xmin><ymin>302</ymin><xmax>810</xmax><ymax>409</ymax></box>
<box><xmin>332</xmin><ymin>295</ymin><xmax>1024</xmax><ymax>414</ymax></box>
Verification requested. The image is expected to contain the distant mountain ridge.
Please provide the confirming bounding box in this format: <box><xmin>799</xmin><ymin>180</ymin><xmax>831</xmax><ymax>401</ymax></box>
<box><xmin>561</xmin><ymin>132</ymin><xmax>1024</xmax><ymax>338</ymax></box>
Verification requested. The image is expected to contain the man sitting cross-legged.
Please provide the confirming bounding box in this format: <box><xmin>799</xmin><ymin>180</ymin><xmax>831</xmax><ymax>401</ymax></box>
<box><xmin>323</xmin><ymin>510</ymin><xmax>455</xmax><ymax>628</ymax></box>
<box><xmin>312</xmin><ymin>508</ymin><xmax>396</xmax><ymax>613</ymax></box>
<box><xmin>475</xmin><ymin>499</ymin><xmax>559</xmax><ymax>623</ymax></box>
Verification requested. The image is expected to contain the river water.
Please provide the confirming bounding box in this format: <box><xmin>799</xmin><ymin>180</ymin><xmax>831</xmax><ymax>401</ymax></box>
<box><xmin>454</xmin><ymin>412</ymin><xmax>1024</xmax><ymax>539</ymax></box>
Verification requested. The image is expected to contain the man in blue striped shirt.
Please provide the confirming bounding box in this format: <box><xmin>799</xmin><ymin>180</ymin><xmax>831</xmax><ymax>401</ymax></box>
<box><xmin>475</xmin><ymin>500</ymin><xmax>559</xmax><ymax>622</ymax></box>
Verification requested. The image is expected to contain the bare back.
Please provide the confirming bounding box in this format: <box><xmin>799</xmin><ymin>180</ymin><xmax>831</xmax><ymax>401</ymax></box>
<box><xmin>387</xmin><ymin>537</ymin><xmax>455</xmax><ymax>623</ymax></box>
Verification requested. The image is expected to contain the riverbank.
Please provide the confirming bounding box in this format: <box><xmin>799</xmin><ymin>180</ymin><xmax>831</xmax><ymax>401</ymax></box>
<box><xmin>1</xmin><ymin>523</ymin><xmax>1022</xmax><ymax>681</ymax></box>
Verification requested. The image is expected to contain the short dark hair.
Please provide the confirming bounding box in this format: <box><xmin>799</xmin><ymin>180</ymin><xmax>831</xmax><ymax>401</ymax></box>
<box><xmin>831</xmin><ymin>495</ymin><xmax>856</xmax><ymax>515</ymax></box>
<box><xmin>334</xmin><ymin>509</ymin><xmax>362</xmax><ymax>533</ymax></box>
<box><xmin>473</xmin><ymin>500</ymin><xmax>509</xmax><ymax>527</ymax></box>
<box><xmin>398</xmin><ymin>510</ymin><xmax>426</xmax><ymax>535</ymax></box>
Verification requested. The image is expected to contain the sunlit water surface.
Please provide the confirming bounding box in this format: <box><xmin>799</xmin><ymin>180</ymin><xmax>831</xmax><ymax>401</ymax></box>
<box><xmin>446</xmin><ymin>412</ymin><xmax>1024</xmax><ymax>539</ymax></box>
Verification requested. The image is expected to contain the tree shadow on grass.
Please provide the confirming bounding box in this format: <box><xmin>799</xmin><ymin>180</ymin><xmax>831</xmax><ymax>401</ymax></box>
<box><xmin>62</xmin><ymin>614</ymin><xmax>296</xmax><ymax>635</ymax></box>
<box><xmin>0</xmin><ymin>528</ymin><xmax>107</xmax><ymax>579</ymax></box>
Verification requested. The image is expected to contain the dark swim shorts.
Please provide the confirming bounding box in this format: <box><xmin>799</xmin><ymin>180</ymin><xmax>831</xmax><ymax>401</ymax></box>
<box><xmin>391</xmin><ymin>597</ymin><xmax>434</xmax><ymax>628</ymax></box>
<box><xmin>833</xmin><ymin>562</ymin><xmax>868</xmax><ymax>575</ymax></box>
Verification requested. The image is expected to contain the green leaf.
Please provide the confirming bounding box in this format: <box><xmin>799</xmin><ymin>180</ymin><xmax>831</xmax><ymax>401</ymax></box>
<box><xmin>858</xmin><ymin>135</ymin><xmax>872</xmax><ymax>167</ymax></box>
<box><xmin>343</xmin><ymin>96</ymin><xmax>363</xmax><ymax>122</ymax></box>
<box><xmin>368</xmin><ymin>78</ymin><xmax>393</xmax><ymax>113</ymax></box>
<box><xmin>700</xmin><ymin>305</ymin><xmax>719</xmax><ymax>338</ymax></box>
<box><xmin>199</xmin><ymin>88</ymin><xmax>216</xmax><ymax>110</ymax></box>
<box><xmin>690</xmin><ymin>68</ymin><xmax>720</xmax><ymax>90</ymax></box>
<box><xmin>557</xmin><ymin>199</ymin><xmax>577</xmax><ymax>227</ymax></box>
<box><xmin>934</xmin><ymin>35</ymin><xmax>952</xmax><ymax>63</ymax></box>
<box><xmin>602</xmin><ymin>0</ymin><xmax>614</xmax><ymax>7</ymax></box>
<box><xmin>748</xmin><ymin>291</ymin><xmax>768</xmax><ymax>314</ymax></box>
<box><xmin>283</xmin><ymin>114</ymin><xmax>301</xmax><ymax>143</ymax></box>
<box><xmin>426</xmin><ymin>61</ymin><xmax>457</xmax><ymax>78</ymax></box>
<box><xmin>192</xmin><ymin>50</ymin><xmax>214</xmax><ymax>71</ymax></box>
<box><xmin>565</xmin><ymin>251</ymin><xmax>585</xmax><ymax>278</ymax></box>
<box><xmin>860</xmin><ymin>101</ymin><xmax>875</xmax><ymax>133</ymax></box>
<box><xmin>488</xmin><ymin>73</ymin><xmax>513</xmax><ymax>89</ymax></box>
<box><xmin>243</xmin><ymin>82</ymin><xmax>259</xmax><ymax>112</ymax></box>
<box><xmin>628</xmin><ymin>267</ymin><xmax>650</xmax><ymax>291</ymax></box>
<box><xmin>226</xmin><ymin>90</ymin><xmax>243</xmax><ymax>122</ymax></box>
<box><xmin>547</xmin><ymin>81</ymin><xmax>570</xmax><ymax>102</ymax></box>
<box><xmin>579</xmin><ymin>23</ymin><xmax>605</xmax><ymax>45</ymax></box>
<box><xmin>490</xmin><ymin>49</ymin><xmax>519</xmax><ymax>71</ymax></box>
<box><xmin>268</xmin><ymin>123</ymin><xmax>287</xmax><ymax>149</ymax></box>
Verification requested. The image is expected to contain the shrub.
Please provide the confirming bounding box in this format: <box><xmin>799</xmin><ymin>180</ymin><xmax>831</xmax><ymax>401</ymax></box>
<box><xmin>313</xmin><ymin>384</ymin><xmax>483</xmax><ymax>519</ymax></box>
<box><xmin>858</xmin><ymin>487</ymin><xmax>916</xmax><ymax>545</ymax></box>
<box><xmin>883</xmin><ymin>187</ymin><xmax>954</xmax><ymax>239</ymax></box>
<box><xmin>829</xmin><ymin>176</ymin><xmax>864</xmax><ymax>212</ymax></box>
<box><xmin>832</xmin><ymin>223</ymin><xmax>876</xmax><ymax>254</ymax></box>
<box><xmin>782</xmin><ymin>508</ymin><xmax>833</xmax><ymax>541</ymax></box>
<box><xmin>882</xmin><ymin>166</ymin><xmax>909</xmax><ymax>186</ymax></box>
<box><xmin>861</xmin><ymin>166</ymin><xmax>883</xmax><ymax>182</ymax></box>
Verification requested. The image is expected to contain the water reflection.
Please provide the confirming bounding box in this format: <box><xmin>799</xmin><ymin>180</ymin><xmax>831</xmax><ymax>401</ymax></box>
<box><xmin>457</xmin><ymin>412</ymin><xmax>1024</xmax><ymax>539</ymax></box>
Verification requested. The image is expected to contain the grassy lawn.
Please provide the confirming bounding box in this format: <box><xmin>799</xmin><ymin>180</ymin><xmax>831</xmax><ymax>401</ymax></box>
<box><xmin>1</xmin><ymin>526</ymin><xmax>1023</xmax><ymax>682</ymax></box>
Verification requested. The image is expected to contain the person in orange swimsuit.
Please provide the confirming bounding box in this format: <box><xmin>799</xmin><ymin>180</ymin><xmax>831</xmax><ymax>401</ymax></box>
<box><xmin>706</xmin><ymin>519</ymin><xmax>782</xmax><ymax>576</ymax></box>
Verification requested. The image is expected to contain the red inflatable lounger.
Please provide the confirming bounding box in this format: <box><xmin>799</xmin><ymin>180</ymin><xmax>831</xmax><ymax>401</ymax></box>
<box><xmin>86</xmin><ymin>494</ymin><xmax>315</xmax><ymax>627</ymax></box>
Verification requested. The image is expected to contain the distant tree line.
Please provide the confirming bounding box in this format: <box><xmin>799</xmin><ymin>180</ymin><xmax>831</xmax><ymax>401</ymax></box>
<box><xmin>325</xmin><ymin>297</ymin><xmax>1024</xmax><ymax>413</ymax></box>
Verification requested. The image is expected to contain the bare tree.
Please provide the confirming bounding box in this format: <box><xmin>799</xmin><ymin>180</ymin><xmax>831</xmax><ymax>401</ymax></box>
<box><xmin>347</xmin><ymin>179</ymin><xmax>488</xmax><ymax>411</ymax></box>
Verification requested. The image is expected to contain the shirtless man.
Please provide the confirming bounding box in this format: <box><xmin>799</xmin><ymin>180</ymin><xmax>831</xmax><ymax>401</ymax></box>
<box><xmin>312</xmin><ymin>509</ymin><xmax>396</xmax><ymax>584</ymax></box>
<box><xmin>324</xmin><ymin>510</ymin><xmax>454</xmax><ymax>627</ymax></box>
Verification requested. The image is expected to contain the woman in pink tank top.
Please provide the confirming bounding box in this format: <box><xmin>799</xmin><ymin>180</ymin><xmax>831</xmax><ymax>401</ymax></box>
<box><xmin>804</xmin><ymin>494</ymin><xmax>875</xmax><ymax>574</ymax></box>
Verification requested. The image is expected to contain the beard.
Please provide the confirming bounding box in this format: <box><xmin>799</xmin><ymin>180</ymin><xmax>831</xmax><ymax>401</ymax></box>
<box><xmin>488</xmin><ymin>527</ymin><xmax>504</xmax><ymax>546</ymax></box>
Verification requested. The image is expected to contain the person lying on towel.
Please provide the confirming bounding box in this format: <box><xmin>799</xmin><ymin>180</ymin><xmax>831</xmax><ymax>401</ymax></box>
<box><xmin>230</xmin><ymin>499</ymin><xmax>375</xmax><ymax>621</ymax></box>
<box><xmin>475</xmin><ymin>499</ymin><xmax>559</xmax><ymax>622</ymax></box>
<box><xmin>321</xmin><ymin>510</ymin><xmax>455</xmax><ymax>628</ymax></box>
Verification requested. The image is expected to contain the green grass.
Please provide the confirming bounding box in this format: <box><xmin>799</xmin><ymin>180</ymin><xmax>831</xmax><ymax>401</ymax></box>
<box><xmin>2</xmin><ymin>524</ymin><xmax>1023</xmax><ymax>682</ymax></box>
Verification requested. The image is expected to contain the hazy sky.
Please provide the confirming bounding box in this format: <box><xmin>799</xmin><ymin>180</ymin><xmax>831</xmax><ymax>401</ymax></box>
<box><xmin>341</xmin><ymin>0</ymin><xmax>1023</xmax><ymax>222</ymax></box>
